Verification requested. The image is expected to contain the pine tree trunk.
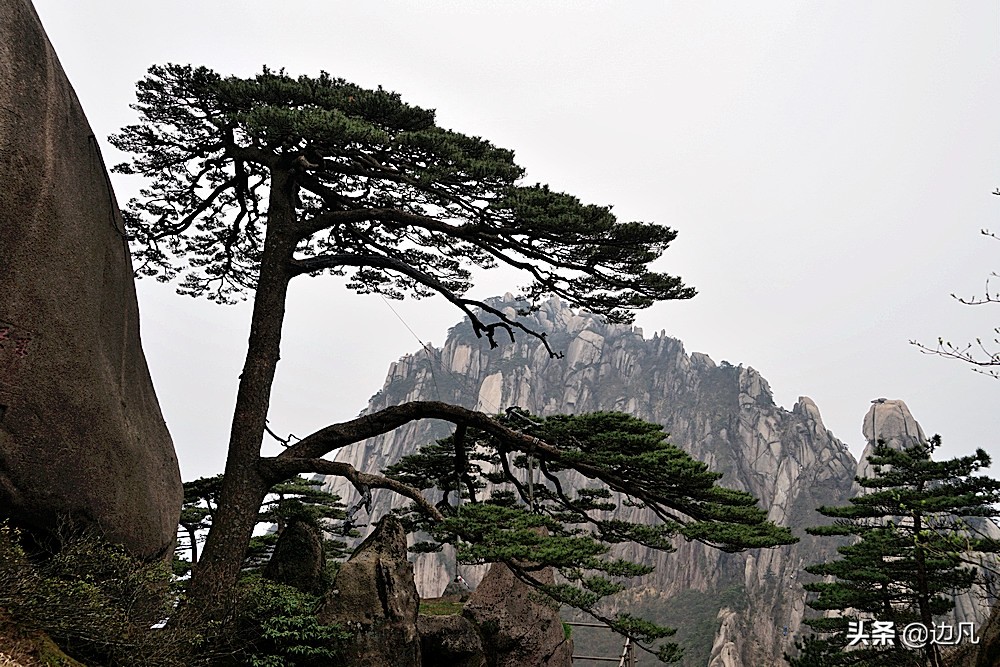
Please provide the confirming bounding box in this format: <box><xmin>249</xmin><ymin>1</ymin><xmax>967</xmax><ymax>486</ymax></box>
<box><xmin>913</xmin><ymin>509</ymin><xmax>942</xmax><ymax>667</ymax></box>
<box><xmin>186</xmin><ymin>526</ymin><xmax>198</xmax><ymax>564</ymax></box>
<box><xmin>185</xmin><ymin>169</ymin><xmax>298</xmax><ymax>618</ymax></box>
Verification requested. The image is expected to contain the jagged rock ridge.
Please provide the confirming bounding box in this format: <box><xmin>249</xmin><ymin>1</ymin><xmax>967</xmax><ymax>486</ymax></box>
<box><xmin>323</xmin><ymin>296</ymin><xmax>859</xmax><ymax>666</ymax></box>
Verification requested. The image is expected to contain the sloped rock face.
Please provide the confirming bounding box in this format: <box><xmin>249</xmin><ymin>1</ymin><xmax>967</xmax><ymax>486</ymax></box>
<box><xmin>943</xmin><ymin>603</ymin><xmax>1000</xmax><ymax>667</ymax></box>
<box><xmin>462</xmin><ymin>562</ymin><xmax>573</xmax><ymax>667</ymax></box>
<box><xmin>318</xmin><ymin>516</ymin><xmax>421</xmax><ymax>667</ymax></box>
<box><xmin>322</xmin><ymin>296</ymin><xmax>858</xmax><ymax>666</ymax></box>
<box><xmin>707</xmin><ymin>608</ymin><xmax>740</xmax><ymax>667</ymax></box>
<box><xmin>0</xmin><ymin>0</ymin><xmax>180</xmax><ymax>557</ymax></box>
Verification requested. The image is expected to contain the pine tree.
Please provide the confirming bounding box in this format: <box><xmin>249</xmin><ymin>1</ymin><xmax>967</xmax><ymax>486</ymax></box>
<box><xmin>110</xmin><ymin>64</ymin><xmax>793</xmax><ymax>635</ymax></box>
<box><xmin>175</xmin><ymin>416</ymin><xmax>793</xmax><ymax>661</ymax></box>
<box><xmin>176</xmin><ymin>475</ymin><xmax>221</xmax><ymax>567</ymax></box>
<box><xmin>177</xmin><ymin>474</ymin><xmax>349</xmax><ymax>574</ymax></box>
<box><xmin>790</xmin><ymin>436</ymin><xmax>1000</xmax><ymax>667</ymax></box>
<box><xmin>386</xmin><ymin>411</ymin><xmax>795</xmax><ymax>663</ymax></box>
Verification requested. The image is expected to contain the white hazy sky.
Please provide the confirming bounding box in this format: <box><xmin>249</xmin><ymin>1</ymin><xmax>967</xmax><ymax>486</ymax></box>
<box><xmin>30</xmin><ymin>1</ymin><xmax>1000</xmax><ymax>481</ymax></box>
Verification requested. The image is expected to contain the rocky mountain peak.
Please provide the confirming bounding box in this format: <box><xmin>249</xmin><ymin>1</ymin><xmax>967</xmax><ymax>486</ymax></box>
<box><xmin>856</xmin><ymin>398</ymin><xmax>927</xmax><ymax>480</ymax></box>
<box><xmin>861</xmin><ymin>397</ymin><xmax>926</xmax><ymax>446</ymax></box>
<box><xmin>327</xmin><ymin>298</ymin><xmax>994</xmax><ymax>665</ymax></box>
<box><xmin>325</xmin><ymin>297</ymin><xmax>862</xmax><ymax>665</ymax></box>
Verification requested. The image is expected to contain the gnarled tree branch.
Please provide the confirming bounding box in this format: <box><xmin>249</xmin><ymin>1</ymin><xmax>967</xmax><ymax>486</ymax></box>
<box><xmin>279</xmin><ymin>401</ymin><xmax>703</xmax><ymax>530</ymax></box>
<box><xmin>288</xmin><ymin>253</ymin><xmax>561</xmax><ymax>356</ymax></box>
<box><xmin>258</xmin><ymin>455</ymin><xmax>444</xmax><ymax>523</ymax></box>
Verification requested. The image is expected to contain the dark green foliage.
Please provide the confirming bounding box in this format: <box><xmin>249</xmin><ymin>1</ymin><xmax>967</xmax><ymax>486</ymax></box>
<box><xmin>210</xmin><ymin>575</ymin><xmax>350</xmax><ymax>667</ymax></box>
<box><xmin>791</xmin><ymin>437</ymin><xmax>1000</xmax><ymax>666</ymax></box>
<box><xmin>260</xmin><ymin>477</ymin><xmax>346</xmax><ymax>530</ymax></box>
<box><xmin>250</xmin><ymin>477</ymin><xmax>352</xmax><ymax>569</ymax></box>
<box><xmin>111</xmin><ymin>63</ymin><xmax>693</xmax><ymax>323</ymax></box>
<box><xmin>178</xmin><ymin>475</ymin><xmax>351</xmax><ymax>572</ymax></box>
<box><xmin>1</xmin><ymin>522</ymin><xmax>349</xmax><ymax>666</ymax></box>
<box><xmin>0</xmin><ymin>522</ymin><xmax>197</xmax><ymax>666</ymax></box>
<box><xmin>386</xmin><ymin>411</ymin><xmax>796</xmax><ymax>663</ymax></box>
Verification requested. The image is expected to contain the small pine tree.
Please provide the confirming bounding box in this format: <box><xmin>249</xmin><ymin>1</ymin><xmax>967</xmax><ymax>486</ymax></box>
<box><xmin>791</xmin><ymin>436</ymin><xmax>1000</xmax><ymax>667</ymax></box>
<box><xmin>178</xmin><ymin>475</ymin><xmax>350</xmax><ymax>574</ymax></box>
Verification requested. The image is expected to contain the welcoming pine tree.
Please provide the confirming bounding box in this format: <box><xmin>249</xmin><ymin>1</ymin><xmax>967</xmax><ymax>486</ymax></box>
<box><xmin>111</xmin><ymin>65</ymin><xmax>793</xmax><ymax>656</ymax></box>
<box><xmin>386</xmin><ymin>411</ymin><xmax>797</xmax><ymax>662</ymax></box>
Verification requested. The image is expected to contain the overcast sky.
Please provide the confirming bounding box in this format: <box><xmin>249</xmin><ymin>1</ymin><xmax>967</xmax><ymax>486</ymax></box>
<box><xmin>31</xmin><ymin>1</ymin><xmax>1000</xmax><ymax>481</ymax></box>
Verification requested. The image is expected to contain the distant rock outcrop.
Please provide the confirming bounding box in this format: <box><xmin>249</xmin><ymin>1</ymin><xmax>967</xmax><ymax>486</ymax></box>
<box><xmin>0</xmin><ymin>0</ymin><xmax>181</xmax><ymax>557</ymax></box>
<box><xmin>856</xmin><ymin>397</ymin><xmax>926</xmax><ymax>479</ymax></box>
<box><xmin>322</xmin><ymin>296</ymin><xmax>860</xmax><ymax>666</ymax></box>
<box><xmin>319</xmin><ymin>516</ymin><xmax>421</xmax><ymax>667</ymax></box>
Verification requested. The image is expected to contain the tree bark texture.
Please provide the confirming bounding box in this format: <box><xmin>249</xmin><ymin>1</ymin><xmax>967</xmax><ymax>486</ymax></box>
<box><xmin>186</xmin><ymin>169</ymin><xmax>298</xmax><ymax>615</ymax></box>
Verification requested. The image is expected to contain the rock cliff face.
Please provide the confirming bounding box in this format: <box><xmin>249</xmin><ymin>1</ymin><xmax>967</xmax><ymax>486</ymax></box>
<box><xmin>322</xmin><ymin>296</ymin><xmax>861</xmax><ymax>666</ymax></box>
<box><xmin>0</xmin><ymin>0</ymin><xmax>181</xmax><ymax>558</ymax></box>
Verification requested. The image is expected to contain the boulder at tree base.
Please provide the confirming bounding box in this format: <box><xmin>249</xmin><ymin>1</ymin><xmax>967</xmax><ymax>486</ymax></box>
<box><xmin>417</xmin><ymin>614</ymin><xmax>486</xmax><ymax>667</ymax></box>
<box><xmin>318</xmin><ymin>516</ymin><xmax>422</xmax><ymax>667</ymax></box>
<box><xmin>463</xmin><ymin>562</ymin><xmax>574</xmax><ymax>667</ymax></box>
<box><xmin>0</xmin><ymin>0</ymin><xmax>181</xmax><ymax>558</ymax></box>
<box><xmin>262</xmin><ymin>517</ymin><xmax>326</xmax><ymax>595</ymax></box>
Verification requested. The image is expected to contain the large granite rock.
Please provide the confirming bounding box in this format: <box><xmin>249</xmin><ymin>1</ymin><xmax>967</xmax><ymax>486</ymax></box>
<box><xmin>318</xmin><ymin>515</ymin><xmax>421</xmax><ymax>667</ymax></box>
<box><xmin>417</xmin><ymin>614</ymin><xmax>486</xmax><ymax>667</ymax></box>
<box><xmin>462</xmin><ymin>562</ymin><xmax>573</xmax><ymax>667</ymax></box>
<box><xmin>856</xmin><ymin>397</ymin><xmax>926</xmax><ymax>479</ymax></box>
<box><xmin>0</xmin><ymin>0</ymin><xmax>181</xmax><ymax>558</ymax></box>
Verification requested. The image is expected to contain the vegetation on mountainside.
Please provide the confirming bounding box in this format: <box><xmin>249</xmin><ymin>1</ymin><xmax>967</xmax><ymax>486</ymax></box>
<box><xmin>0</xmin><ymin>521</ymin><xmax>352</xmax><ymax>667</ymax></box>
<box><xmin>0</xmin><ymin>522</ymin><xmax>190</xmax><ymax>666</ymax></box>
